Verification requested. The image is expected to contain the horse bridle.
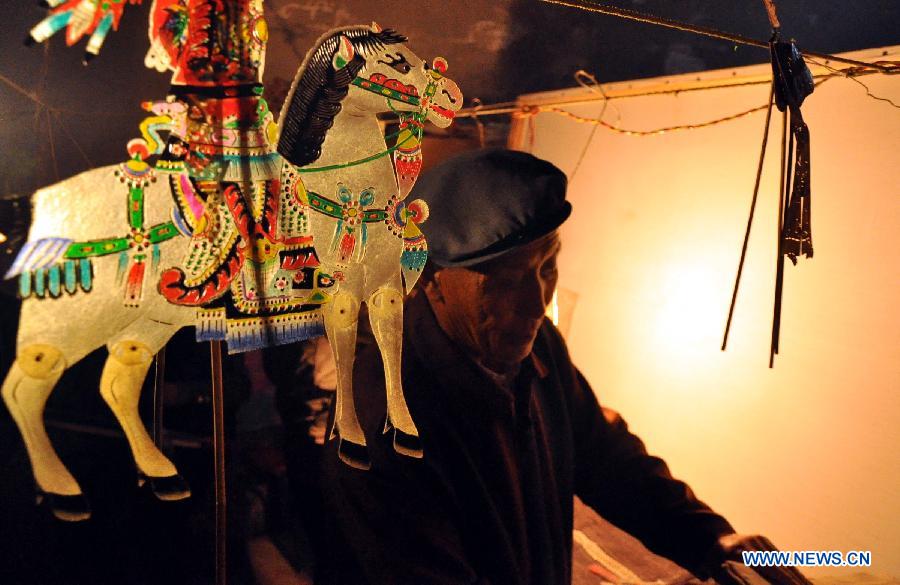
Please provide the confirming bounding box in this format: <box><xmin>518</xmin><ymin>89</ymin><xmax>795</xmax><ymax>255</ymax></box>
<box><xmin>296</xmin><ymin>68</ymin><xmax>442</xmax><ymax>174</ymax></box>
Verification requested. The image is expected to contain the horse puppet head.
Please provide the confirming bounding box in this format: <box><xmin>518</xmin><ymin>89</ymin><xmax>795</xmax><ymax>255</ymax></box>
<box><xmin>276</xmin><ymin>23</ymin><xmax>463</xmax><ymax>169</ymax></box>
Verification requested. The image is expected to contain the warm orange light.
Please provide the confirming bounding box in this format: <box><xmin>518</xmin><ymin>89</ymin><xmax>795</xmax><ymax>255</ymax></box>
<box><xmin>512</xmin><ymin>46</ymin><xmax>900</xmax><ymax>579</ymax></box>
<box><xmin>546</xmin><ymin>288</ymin><xmax>559</xmax><ymax>326</ymax></box>
<box><xmin>649</xmin><ymin>261</ymin><xmax>722</xmax><ymax>355</ymax></box>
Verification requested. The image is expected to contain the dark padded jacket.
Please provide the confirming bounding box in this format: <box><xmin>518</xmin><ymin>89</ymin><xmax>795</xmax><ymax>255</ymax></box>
<box><xmin>318</xmin><ymin>292</ymin><xmax>734</xmax><ymax>585</ymax></box>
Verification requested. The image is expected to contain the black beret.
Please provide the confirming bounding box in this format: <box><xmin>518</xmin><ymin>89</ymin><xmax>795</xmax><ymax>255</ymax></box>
<box><xmin>412</xmin><ymin>148</ymin><xmax>571</xmax><ymax>267</ymax></box>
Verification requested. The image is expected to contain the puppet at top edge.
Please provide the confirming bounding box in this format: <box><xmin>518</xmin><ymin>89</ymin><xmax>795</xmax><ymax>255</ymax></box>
<box><xmin>27</xmin><ymin>0</ymin><xmax>142</xmax><ymax>62</ymax></box>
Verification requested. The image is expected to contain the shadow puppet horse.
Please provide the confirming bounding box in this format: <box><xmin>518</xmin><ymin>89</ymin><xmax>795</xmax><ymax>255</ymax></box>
<box><xmin>0</xmin><ymin>24</ymin><xmax>461</xmax><ymax>521</ymax></box>
<box><xmin>277</xmin><ymin>25</ymin><xmax>462</xmax><ymax>468</ymax></box>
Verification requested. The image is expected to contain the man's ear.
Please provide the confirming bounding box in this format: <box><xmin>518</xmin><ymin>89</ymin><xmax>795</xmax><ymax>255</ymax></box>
<box><xmin>422</xmin><ymin>266</ymin><xmax>445</xmax><ymax>305</ymax></box>
<box><xmin>332</xmin><ymin>35</ymin><xmax>355</xmax><ymax>70</ymax></box>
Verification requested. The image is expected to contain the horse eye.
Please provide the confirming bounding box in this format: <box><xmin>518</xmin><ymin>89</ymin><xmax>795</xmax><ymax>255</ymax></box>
<box><xmin>378</xmin><ymin>53</ymin><xmax>411</xmax><ymax>75</ymax></box>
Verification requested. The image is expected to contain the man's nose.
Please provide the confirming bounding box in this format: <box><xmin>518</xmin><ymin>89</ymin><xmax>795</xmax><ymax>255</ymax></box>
<box><xmin>514</xmin><ymin>274</ymin><xmax>548</xmax><ymax>319</ymax></box>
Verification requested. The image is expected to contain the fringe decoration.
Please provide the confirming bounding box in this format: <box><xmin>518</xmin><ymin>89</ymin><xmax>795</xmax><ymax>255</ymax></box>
<box><xmin>47</xmin><ymin>265</ymin><xmax>61</xmax><ymax>297</ymax></box>
<box><xmin>197</xmin><ymin>311</ymin><xmax>326</xmax><ymax>353</ymax></box>
<box><xmin>18</xmin><ymin>271</ymin><xmax>32</xmax><ymax>298</ymax></box>
<box><xmin>339</xmin><ymin>232</ymin><xmax>356</xmax><ymax>262</ymax></box>
<box><xmin>17</xmin><ymin>258</ymin><xmax>93</xmax><ymax>299</ymax></box>
<box><xmin>359</xmin><ymin>223</ymin><xmax>368</xmax><ymax>262</ymax></box>
<box><xmin>124</xmin><ymin>259</ymin><xmax>146</xmax><ymax>307</ymax></box>
<box><xmin>79</xmin><ymin>257</ymin><xmax>93</xmax><ymax>291</ymax></box>
<box><xmin>196</xmin><ymin>308</ymin><xmax>228</xmax><ymax>342</ymax></box>
<box><xmin>63</xmin><ymin>260</ymin><xmax>78</xmax><ymax>294</ymax></box>
<box><xmin>221</xmin><ymin>153</ymin><xmax>282</xmax><ymax>182</ymax></box>
<box><xmin>33</xmin><ymin>268</ymin><xmax>46</xmax><ymax>297</ymax></box>
<box><xmin>151</xmin><ymin>244</ymin><xmax>161</xmax><ymax>272</ymax></box>
<box><xmin>116</xmin><ymin>251</ymin><xmax>129</xmax><ymax>284</ymax></box>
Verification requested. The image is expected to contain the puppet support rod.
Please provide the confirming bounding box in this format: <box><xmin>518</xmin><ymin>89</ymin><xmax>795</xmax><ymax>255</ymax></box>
<box><xmin>210</xmin><ymin>341</ymin><xmax>227</xmax><ymax>585</ymax></box>
<box><xmin>538</xmin><ymin>0</ymin><xmax>898</xmax><ymax>74</ymax></box>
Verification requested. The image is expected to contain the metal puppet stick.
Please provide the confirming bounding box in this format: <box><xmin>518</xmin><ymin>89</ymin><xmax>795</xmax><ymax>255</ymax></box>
<box><xmin>210</xmin><ymin>340</ymin><xmax>227</xmax><ymax>585</ymax></box>
<box><xmin>722</xmin><ymin>0</ymin><xmax>814</xmax><ymax>365</ymax></box>
<box><xmin>152</xmin><ymin>347</ymin><xmax>166</xmax><ymax>446</ymax></box>
<box><xmin>721</xmin><ymin>83</ymin><xmax>776</xmax><ymax>351</ymax></box>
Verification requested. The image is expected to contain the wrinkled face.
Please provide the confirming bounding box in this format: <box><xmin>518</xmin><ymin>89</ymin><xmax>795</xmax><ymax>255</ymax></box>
<box><xmin>424</xmin><ymin>231</ymin><xmax>561</xmax><ymax>374</ymax></box>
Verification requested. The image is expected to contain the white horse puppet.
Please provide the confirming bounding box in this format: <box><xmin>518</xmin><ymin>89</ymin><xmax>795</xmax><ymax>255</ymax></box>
<box><xmin>1</xmin><ymin>23</ymin><xmax>461</xmax><ymax>520</ymax></box>
<box><xmin>276</xmin><ymin>25</ymin><xmax>462</xmax><ymax>468</ymax></box>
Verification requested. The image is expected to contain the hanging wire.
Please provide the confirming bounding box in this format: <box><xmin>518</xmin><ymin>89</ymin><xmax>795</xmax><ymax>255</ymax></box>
<box><xmin>573</xmin><ymin>69</ymin><xmax>617</xmax><ymax>121</ymax></box>
<box><xmin>569</xmin><ymin>114</ymin><xmax>600</xmax><ymax>180</ymax></box>
<box><xmin>568</xmin><ymin>70</ymin><xmax>610</xmax><ymax>180</ymax></box>
<box><xmin>803</xmin><ymin>57</ymin><xmax>900</xmax><ymax>109</ymax></box>
<box><xmin>435</xmin><ymin>56</ymin><xmax>896</xmax><ymax>141</ymax></box>
<box><xmin>33</xmin><ymin>46</ymin><xmax>62</xmax><ymax>183</ymax></box>
<box><xmin>539</xmin><ymin>67</ymin><xmax>834</xmax><ymax>136</ymax></box>
<box><xmin>495</xmin><ymin>55</ymin><xmax>900</xmax><ymax>137</ymax></box>
<box><xmin>45</xmin><ymin>109</ymin><xmax>60</xmax><ymax>181</ymax></box>
<box><xmin>0</xmin><ymin>71</ymin><xmax>140</xmax><ymax>117</ymax></box>
<box><xmin>537</xmin><ymin>0</ymin><xmax>900</xmax><ymax>74</ymax></box>
<box><xmin>52</xmin><ymin>110</ymin><xmax>95</xmax><ymax>167</ymax></box>
<box><xmin>0</xmin><ymin>71</ymin><xmax>49</xmax><ymax>107</ymax></box>
<box><xmin>0</xmin><ymin>65</ymin><xmax>120</xmax><ymax>184</ymax></box>
<box><xmin>547</xmin><ymin>101</ymin><xmax>771</xmax><ymax>135</ymax></box>
<box><xmin>445</xmin><ymin>58</ymin><xmax>896</xmax><ymax>125</ymax></box>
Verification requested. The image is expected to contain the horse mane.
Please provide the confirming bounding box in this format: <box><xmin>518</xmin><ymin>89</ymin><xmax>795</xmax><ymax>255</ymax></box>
<box><xmin>277</xmin><ymin>26</ymin><xmax>408</xmax><ymax>167</ymax></box>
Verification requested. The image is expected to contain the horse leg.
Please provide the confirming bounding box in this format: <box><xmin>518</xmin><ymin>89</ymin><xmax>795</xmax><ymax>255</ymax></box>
<box><xmin>100</xmin><ymin>326</ymin><xmax>190</xmax><ymax>501</ymax></box>
<box><xmin>367</xmin><ymin>286</ymin><xmax>422</xmax><ymax>458</ymax></box>
<box><xmin>1</xmin><ymin>344</ymin><xmax>91</xmax><ymax>521</ymax></box>
<box><xmin>325</xmin><ymin>290</ymin><xmax>370</xmax><ymax>470</ymax></box>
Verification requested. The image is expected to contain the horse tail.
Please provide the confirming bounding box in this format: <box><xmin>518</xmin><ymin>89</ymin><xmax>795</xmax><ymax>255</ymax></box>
<box><xmin>0</xmin><ymin>193</ymin><xmax>33</xmax><ymax>298</ymax></box>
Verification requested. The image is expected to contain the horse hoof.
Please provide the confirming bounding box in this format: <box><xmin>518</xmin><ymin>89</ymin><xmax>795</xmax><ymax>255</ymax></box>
<box><xmin>392</xmin><ymin>429</ymin><xmax>423</xmax><ymax>459</ymax></box>
<box><xmin>138</xmin><ymin>472</ymin><xmax>192</xmax><ymax>501</ymax></box>
<box><xmin>338</xmin><ymin>438</ymin><xmax>371</xmax><ymax>471</ymax></box>
<box><xmin>38</xmin><ymin>491</ymin><xmax>92</xmax><ymax>522</ymax></box>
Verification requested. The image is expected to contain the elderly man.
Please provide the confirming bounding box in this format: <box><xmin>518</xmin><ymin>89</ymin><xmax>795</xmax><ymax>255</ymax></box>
<box><xmin>317</xmin><ymin>149</ymin><xmax>810</xmax><ymax>585</ymax></box>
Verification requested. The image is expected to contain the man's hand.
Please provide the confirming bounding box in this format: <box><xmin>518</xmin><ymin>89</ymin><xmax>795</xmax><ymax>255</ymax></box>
<box><xmin>710</xmin><ymin>534</ymin><xmax>813</xmax><ymax>585</ymax></box>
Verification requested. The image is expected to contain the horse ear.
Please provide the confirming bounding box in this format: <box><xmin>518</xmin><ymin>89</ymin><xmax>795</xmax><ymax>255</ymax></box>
<box><xmin>371</xmin><ymin>21</ymin><xmax>382</xmax><ymax>33</ymax></box>
<box><xmin>332</xmin><ymin>35</ymin><xmax>355</xmax><ymax>70</ymax></box>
